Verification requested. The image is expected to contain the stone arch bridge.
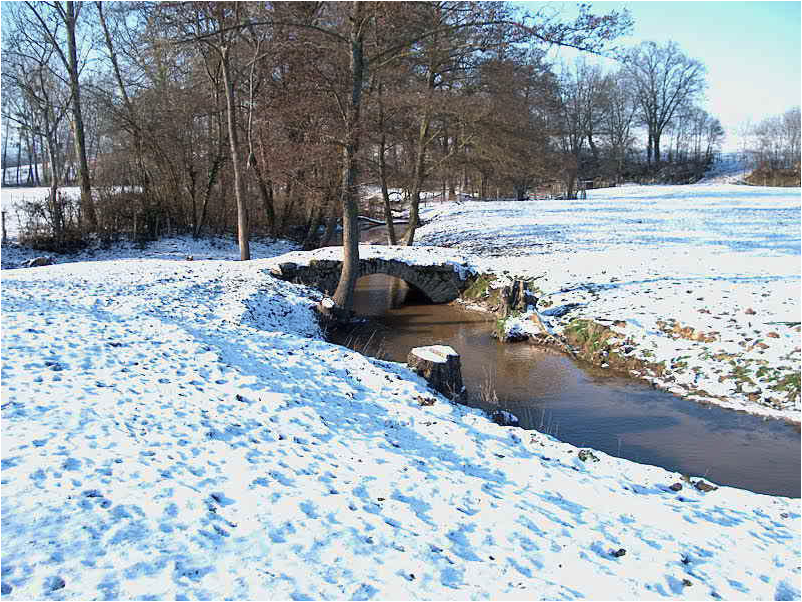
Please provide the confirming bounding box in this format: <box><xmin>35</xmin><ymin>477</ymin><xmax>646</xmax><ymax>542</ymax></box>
<box><xmin>269</xmin><ymin>247</ymin><xmax>477</xmax><ymax>303</ymax></box>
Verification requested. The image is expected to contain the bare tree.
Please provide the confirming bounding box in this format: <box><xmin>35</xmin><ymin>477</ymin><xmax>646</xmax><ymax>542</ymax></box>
<box><xmin>602</xmin><ymin>69</ymin><xmax>638</xmax><ymax>182</ymax></box>
<box><xmin>24</xmin><ymin>1</ymin><xmax>98</xmax><ymax>229</ymax></box>
<box><xmin>624</xmin><ymin>41</ymin><xmax>706</xmax><ymax>166</ymax></box>
<box><xmin>749</xmin><ymin>107</ymin><xmax>801</xmax><ymax>170</ymax></box>
<box><xmin>467</xmin><ymin>48</ymin><xmax>559</xmax><ymax>200</ymax></box>
<box><xmin>556</xmin><ymin>58</ymin><xmax>608</xmax><ymax>199</ymax></box>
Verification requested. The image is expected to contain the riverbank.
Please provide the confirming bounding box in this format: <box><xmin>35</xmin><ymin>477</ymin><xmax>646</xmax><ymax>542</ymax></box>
<box><xmin>415</xmin><ymin>182</ymin><xmax>801</xmax><ymax>423</ymax></box>
<box><xmin>328</xmin><ymin>274</ymin><xmax>800</xmax><ymax>498</ymax></box>
<box><xmin>2</xmin><ymin>237</ymin><xmax>799</xmax><ymax>600</ymax></box>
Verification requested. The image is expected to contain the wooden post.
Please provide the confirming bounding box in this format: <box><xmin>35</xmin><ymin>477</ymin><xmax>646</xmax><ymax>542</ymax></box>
<box><xmin>1</xmin><ymin>210</ymin><xmax>7</xmax><ymax>244</ymax></box>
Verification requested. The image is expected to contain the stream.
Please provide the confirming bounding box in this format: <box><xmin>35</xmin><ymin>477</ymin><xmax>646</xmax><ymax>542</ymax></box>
<box><xmin>331</xmin><ymin>272</ymin><xmax>801</xmax><ymax>498</ymax></box>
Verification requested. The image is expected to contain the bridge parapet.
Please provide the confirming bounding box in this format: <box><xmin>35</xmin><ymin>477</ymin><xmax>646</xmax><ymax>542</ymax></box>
<box><xmin>270</xmin><ymin>246</ymin><xmax>477</xmax><ymax>303</ymax></box>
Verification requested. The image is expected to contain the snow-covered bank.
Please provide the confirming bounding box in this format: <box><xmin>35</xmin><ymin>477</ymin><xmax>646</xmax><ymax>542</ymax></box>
<box><xmin>2</xmin><ymin>248</ymin><xmax>799</xmax><ymax>600</ymax></box>
<box><xmin>1</xmin><ymin>233</ymin><xmax>298</xmax><ymax>270</ymax></box>
<box><xmin>0</xmin><ymin>185</ymin><xmax>298</xmax><ymax>270</ymax></box>
<box><xmin>415</xmin><ymin>183</ymin><xmax>801</xmax><ymax>422</ymax></box>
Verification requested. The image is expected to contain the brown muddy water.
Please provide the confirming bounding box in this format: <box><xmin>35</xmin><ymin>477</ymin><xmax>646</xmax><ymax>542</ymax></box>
<box><xmin>330</xmin><ymin>274</ymin><xmax>801</xmax><ymax>498</ymax></box>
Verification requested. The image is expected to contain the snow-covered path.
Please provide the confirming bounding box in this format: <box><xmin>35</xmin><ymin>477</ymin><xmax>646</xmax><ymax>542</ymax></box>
<box><xmin>1</xmin><ymin>252</ymin><xmax>799</xmax><ymax>600</ymax></box>
<box><xmin>415</xmin><ymin>183</ymin><xmax>801</xmax><ymax>421</ymax></box>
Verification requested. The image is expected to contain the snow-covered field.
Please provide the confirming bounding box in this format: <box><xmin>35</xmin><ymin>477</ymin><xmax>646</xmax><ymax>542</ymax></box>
<box><xmin>2</xmin><ymin>235</ymin><xmax>800</xmax><ymax>599</ymax></box>
<box><xmin>415</xmin><ymin>182</ymin><xmax>801</xmax><ymax>422</ymax></box>
<box><xmin>2</xmin><ymin>176</ymin><xmax>801</xmax><ymax>599</ymax></box>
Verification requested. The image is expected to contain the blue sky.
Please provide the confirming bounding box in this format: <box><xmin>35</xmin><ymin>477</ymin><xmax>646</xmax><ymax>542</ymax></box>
<box><xmin>522</xmin><ymin>1</ymin><xmax>801</xmax><ymax>149</ymax></box>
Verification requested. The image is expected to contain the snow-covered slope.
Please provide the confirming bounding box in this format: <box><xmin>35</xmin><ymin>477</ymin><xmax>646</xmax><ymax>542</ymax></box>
<box><xmin>697</xmin><ymin>154</ymin><xmax>751</xmax><ymax>184</ymax></box>
<box><xmin>1</xmin><ymin>250</ymin><xmax>799</xmax><ymax>600</ymax></box>
<box><xmin>416</xmin><ymin>183</ymin><xmax>801</xmax><ymax>421</ymax></box>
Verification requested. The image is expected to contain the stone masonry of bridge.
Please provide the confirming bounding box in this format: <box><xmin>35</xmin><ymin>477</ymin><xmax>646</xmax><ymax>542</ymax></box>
<box><xmin>269</xmin><ymin>247</ymin><xmax>477</xmax><ymax>303</ymax></box>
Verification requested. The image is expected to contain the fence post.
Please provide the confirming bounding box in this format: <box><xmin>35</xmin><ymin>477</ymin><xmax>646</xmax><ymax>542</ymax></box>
<box><xmin>1</xmin><ymin>210</ymin><xmax>6</xmax><ymax>244</ymax></box>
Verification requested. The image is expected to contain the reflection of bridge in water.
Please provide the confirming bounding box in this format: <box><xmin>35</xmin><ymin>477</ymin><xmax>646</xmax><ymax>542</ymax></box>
<box><xmin>270</xmin><ymin>246</ymin><xmax>477</xmax><ymax>303</ymax></box>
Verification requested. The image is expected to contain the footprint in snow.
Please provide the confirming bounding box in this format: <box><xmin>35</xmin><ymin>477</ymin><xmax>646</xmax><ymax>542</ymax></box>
<box><xmin>268</xmin><ymin>470</ymin><xmax>294</xmax><ymax>486</ymax></box>
<box><xmin>351</xmin><ymin>583</ymin><xmax>378</xmax><ymax>601</ymax></box>
<box><xmin>209</xmin><ymin>492</ymin><xmax>235</xmax><ymax>507</ymax></box>
<box><xmin>299</xmin><ymin>500</ymin><xmax>319</xmax><ymax>519</ymax></box>
<box><xmin>43</xmin><ymin>576</ymin><xmax>66</xmax><ymax>592</ymax></box>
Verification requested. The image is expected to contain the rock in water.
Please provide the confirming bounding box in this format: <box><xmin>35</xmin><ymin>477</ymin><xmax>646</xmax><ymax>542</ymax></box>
<box><xmin>407</xmin><ymin>345</ymin><xmax>464</xmax><ymax>400</ymax></box>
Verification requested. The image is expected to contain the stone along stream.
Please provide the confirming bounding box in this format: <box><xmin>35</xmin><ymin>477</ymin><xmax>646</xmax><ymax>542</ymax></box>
<box><xmin>330</xmin><ymin>273</ymin><xmax>801</xmax><ymax>498</ymax></box>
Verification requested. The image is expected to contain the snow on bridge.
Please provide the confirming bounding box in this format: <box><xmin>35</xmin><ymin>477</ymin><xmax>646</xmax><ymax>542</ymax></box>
<box><xmin>269</xmin><ymin>245</ymin><xmax>479</xmax><ymax>303</ymax></box>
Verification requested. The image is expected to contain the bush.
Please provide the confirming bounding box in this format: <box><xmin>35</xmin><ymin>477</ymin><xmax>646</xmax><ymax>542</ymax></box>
<box><xmin>18</xmin><ymin>193</ymin><xmax>89</xmax><ymax>254</ymax></box>
<box><xmin>745</xmin><ymin>164</ymin><xmax>801</xmax><ymax>187</ymax></box>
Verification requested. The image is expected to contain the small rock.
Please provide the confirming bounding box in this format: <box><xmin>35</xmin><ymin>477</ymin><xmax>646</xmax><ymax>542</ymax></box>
<box><xmin>610</xmin><ymin>548</ymin><xmax>626</xmax><ymax>558</ymax></box>
<box><xmin>744</xmin><ymin>308</ymin><xmax>756</xmax><ymax>315</ymax></box>
<box><xmin>578</xmin><ymin>449</ymin><xmax>600</xmax><ymax>463</ymax></box>
<box><xmin>26</xmin><ymin>256</ymin><xmax>54</xmax><ymax>268</ymax></box>
<box><xmin>682</xmin><ymin>579</ymin><xmax>693</xmax><ymax>587</ymax></box>
<box><xmin>490</xmin><ymin>410</ymin><xmax>520</xmax><ymax>427</ymax></box>
<box><xmin>693</xmin><ymin>479</ymin><xmax>718</xmax><ymax>492</ymax></box>
<box><xmin>416</xmin><ymin>395</ymin><xmax>436</xmax><ymax>406</ymax></box>
<box><xmin>767</xmin><ymin>331</ymin><xmax>780</xmax><ymax>338</ymax></box>
<box><xmin>669</xmin><ymin>482</ymin><xmax>683</xmax><ymax>492</ymax></box>
<box><xmin>186</xmin><ymin>255</ymin><xmax>193</xmax><ymax>261</ymax></box>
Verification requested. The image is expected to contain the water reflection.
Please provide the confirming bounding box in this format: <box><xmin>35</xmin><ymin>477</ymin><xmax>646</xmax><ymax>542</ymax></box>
<box><xmin>332</xmin><ymin>274</ymin><xmax>801</xmax><ymax>498</ymax></box>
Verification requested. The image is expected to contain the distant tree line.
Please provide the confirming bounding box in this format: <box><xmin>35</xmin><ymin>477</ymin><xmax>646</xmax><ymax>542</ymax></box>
<box><xmin>739</xmin><ymin>107</ymin><xmax>800</xmax><ymax>183</ymax></box>
<box><xmin>0</xmin><ymin>1</ymin><xmax>738</xmax><ymax>313</ymax></box>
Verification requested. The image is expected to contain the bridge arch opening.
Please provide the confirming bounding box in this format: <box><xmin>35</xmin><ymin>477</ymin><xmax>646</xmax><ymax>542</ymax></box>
<box><xmin>352</xmin><ymin>273</ymin><xmax>434</xmax><ymax>317</ymax></box>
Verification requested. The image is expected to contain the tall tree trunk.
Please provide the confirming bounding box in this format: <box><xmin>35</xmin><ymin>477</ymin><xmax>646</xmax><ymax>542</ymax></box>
<box><xmin>566</xmin><ymin>169</ymin><xmax>577</xmax><ymax>200</ymax></box>
<box><xmin>46</xmin><ymin>135</ymin><xmax>62</xmax><ymax>235</ymax></box>
<box><xmin>220</xmin><ymin>46</ymin><xmax>250</xmax><ymax>260</ymax></box>
<box><xmin>194</xmin><ymin>151</ymin><xmax>222</xmax><ymax>238</ymax></box>
<box><xmin>653</xmin><ymin>130</ymin><xmax>662</xmax><ymax>165</ymax></box>
<box><xmin>24</xmin><ymin>131</ymin><xmax>33</xmax><ymax>185</ymax></box>
<box><xmin>376</xmin><ymin>82</ymin><xmax>396</xmax><ymax>244</ymax></box>
<box><xmin>331</xmin><ymin>1</ymin><xmax>365</xmax><ymax>316</ymax></box>
<box><xmin>31</xmin><ymin>136</ymin><xmax>40</xmax><ymax>185</ymax></box>
<box><xmin>402</xmin><ymin>84</ymin><xmax>434</xmax><ymax>246</ymax></box>
<box><xmin>16</xmin><ymin>136</ymin><xmax>22</xmax><ymax>186</ymax></box>
<box><xmin>302</xmin><ymin>202</ymin><xmax>324</xmax><ymax>250</ymax></box>
<box><xmin>378</xmin><ymin>131</ymin><xmax>397</xmax><ymax>245</ymax></box>
<box><xmin>252</xmin><ymin>159</ymin><xmax>276</xmax><ymax>237</ymax></box>
<box><xmin>320</xmin><ymin>193</ymin><xmax>340</xmax><ymax>248</ymax></box>
<box><xmin>65</xmin><ymin>1</ymin><xmax>96</xmax><ymax>229</ymax></box>
<box><xmin>587</xmin><ymin>133</ymin><xmax>599</xmax><ymax>166</ymax></box>
<box><xmin>96</xmin><ymin>2</ymin><xmax>152</xmax><ymax>197</ymax></box>
<box><xmin>2</xmin><ymin>119</ymin><xmax>8</xmax><ymax>186</ymax></box>
<box><xmin>277</xmin><ymin>180</ymin><xmax>294</xmax><ymax>235</ymax></box>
